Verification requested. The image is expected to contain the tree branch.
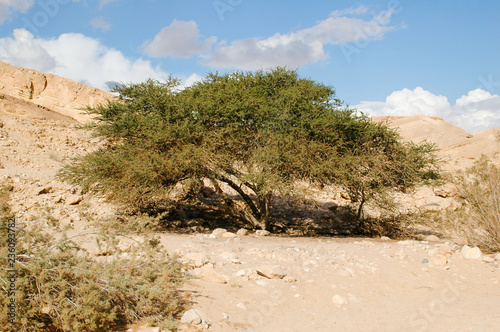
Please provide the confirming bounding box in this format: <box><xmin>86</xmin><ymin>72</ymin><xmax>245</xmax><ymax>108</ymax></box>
<box><xmin>214</xmin><ymin>174</ymin><xmax>261</xmax><ymax>219</ymax></box>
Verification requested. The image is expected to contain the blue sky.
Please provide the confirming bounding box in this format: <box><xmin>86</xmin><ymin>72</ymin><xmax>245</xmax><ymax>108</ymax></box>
<box><xmin>0</xmin><ymin>0</ymin><xmax>499</xmax><ymax>132</ymax></box>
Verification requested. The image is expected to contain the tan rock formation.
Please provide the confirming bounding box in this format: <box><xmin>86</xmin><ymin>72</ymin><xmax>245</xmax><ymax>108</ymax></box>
<box><xmin>0</xmin><ymin>60</ymin><xmax>113</xmax><ymax>123</ymax></box>
<box><xmin>372</xmin><ymin>114</ymin><xmax>500</xmax><ymax>171</ymax></box>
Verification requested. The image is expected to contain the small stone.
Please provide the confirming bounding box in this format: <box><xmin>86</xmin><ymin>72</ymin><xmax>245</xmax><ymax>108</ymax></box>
<box><xmin>221</xmin><ymin>232</ymin><xmax>237</xmax><ymax>238</ymax></box>
<box><xmin>53</xmin><ymin>195</ymin><xmax>64</xmax><ymax>204</ymax></box>
<box><xmin>181</xmin><ymin>309</ymin><xmax>202</xmax><ymax>325</ymax></box>
<box><xmin>424</xmin><ymin>235</ymin><xmax>440</xmax><ymax>242</ymax></box>
<box><xmin>256</xmin><ymin>279</ymin><xmax>270</xmax><ymax>286</ymax></box>
<box><xmin>332</xmin><ymin>295</ymin><xmax>347</xmax><ymax>306</ymax></box>
<box><xmin>460</xmin><ymin>245</ymin><xmax>482</xmax><ymax>260</ymax></box>
<box><xmin>37</xmin><ymin>186</ymin><xmax>53</xmax><ymax>195</ymax></box>
<box><xmin>255</xmin><ymin>230</ymin><xmax>270</xmax><ymax>236</ymax></box>
<box><xmin>212</xmin><ymin>228</ymin><xmax>227</xmax><ymax>237</ymax></box>
<box><xmin>283</xmin><ymin>276</ymin><xmax>297</xmax><ymax>283</ymax></box>
<box><xmin>66</xmin><ymin>194</ymin><xmax>82</xmax><ymax>205</ymax></box>
<box><xmin>200</xmin><ymin>265</ymin><xmax>227</xmax><ymax>284</ymax></box>
<box><xmin>183</xmin><ymin>252</ymin><xmax>209</xmax><ymax>267</ymax></box>
<box><xmin>380</xmin><ymin>236</ymin><xmax>391</xmax><ymax>241</ymax></box>
<box><xmin>235</xmin><ymin>269</ymin><xmax>246</xmax><ymax>277</ymax></box>
<box><xmin>482</xmin><ymin>256</ymin><xmax>495</xmax><ymax>263</ymax></box>
<box><xmin>222</xmin><ymin>313</ymin><xmax>229</xmax><ymax>320</ymax></box>
<box><xmin>438</xmin><ymin>244</ymin><xmax>454</xmax><ymax>255</ymax></box>
<box><xmin>256</xmin><ymin>265</ymin><xmax>286</xmax><ymax>279</ymax></box>
<box><xmin>430</xmin><ymin>255</ymin><xmax>448</xmax><ymax>266</ymax></box>
<box><xmin>237</xmin><ymin>228</ymin><xmax>249</xmax><ymax>236</ymax></box>
<box><xmin>151</xmin><ymin>328</ymin><xmax>160</xmax><ymax>332</ymax></box>
<box><xmin>434</xmin><ymin>183</ymin><xmax>459</xmax><ymax>198</ymax></box>
<box><xmin>236</xmin><ymin>303</ymin><xmax>247</xmax><ymax>310</ymax></box>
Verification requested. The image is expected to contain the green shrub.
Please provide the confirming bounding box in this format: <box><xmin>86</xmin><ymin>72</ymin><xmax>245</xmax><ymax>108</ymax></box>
<box><xmin>59</xmin><ymin>68</ymin><xmax>439</xmax><ymax>231</ymax></box>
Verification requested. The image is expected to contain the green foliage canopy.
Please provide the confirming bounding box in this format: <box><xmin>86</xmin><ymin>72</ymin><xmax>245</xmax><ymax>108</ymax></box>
<box><xmin>60</xmin><ymin>68</ymin><xmax>438</xmax><ymax>230</ymax></box>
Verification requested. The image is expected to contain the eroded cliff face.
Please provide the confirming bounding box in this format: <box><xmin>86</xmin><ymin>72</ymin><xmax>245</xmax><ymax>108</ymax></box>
<box><xmin>0</xmin><ymin>60</ymin><xmax>113</xmax><ymax>123</ymax></box>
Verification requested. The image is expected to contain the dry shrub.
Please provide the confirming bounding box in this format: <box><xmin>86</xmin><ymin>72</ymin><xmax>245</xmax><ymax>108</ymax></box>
<box><xmin>0</xmin><ymin>184</ymin><xmax>186</xmax><ymax>332</ymax></box>
<box><xmin>448</xmin><ymin>157</ymin><xmax>500</xmax><ymax>252</ymax></box>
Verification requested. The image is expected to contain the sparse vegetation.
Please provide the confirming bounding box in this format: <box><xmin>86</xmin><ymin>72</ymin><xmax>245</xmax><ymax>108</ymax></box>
<box><xmin>0</xmin><ymin>182</ymin><xmax>186</xmax><ymax>332</ymax></box>
<box><xmin>443</xmin><ymin>157</ymin><xmax>500</xmax><ymax>252</ymax></box>
<box><xmin>59</xmin><ymin>68</ymin><xmax>439</xmax><ymax>232</ymax></box>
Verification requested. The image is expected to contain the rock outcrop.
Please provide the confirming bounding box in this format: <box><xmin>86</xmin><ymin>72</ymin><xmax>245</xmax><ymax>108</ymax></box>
<box><xmin>373</xmin><ymin>115</ymin><xmax>500</xmax><ymax>170</ymax></box>
<box><xmin>0</xmin><ymin>60</ymin><xmax>113</xmax><ymax>123</ymax></box>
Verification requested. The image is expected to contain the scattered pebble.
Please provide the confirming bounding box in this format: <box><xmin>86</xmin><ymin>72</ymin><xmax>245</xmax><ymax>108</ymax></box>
<box><xmin>200</xmin><ymin>264</ymin><xmax>227</xmax><ymax>284</ymax></box>
<box><xmin>255</xmin><ymin>230</ymin><xmax>271</xmax><ymax>236</ymax></box>
<box><xmin>237</xmin><ymin>228</ymin><xmax>249</xmax><ymax>236</ymax></box>
<box><xmin>212</xmin><ymin>228</ymin><xmax>227</xmax><ymax>237</ymax></box>
<box><xmin>332</xmin><ymin>295</ymin><xmax>348</xmax><ymax>306</ymax></box>
<box><xmin>256</xmin><ymin>265</ymin><xmax>286</xmax><ymax>279</ymax></box>
<box><xmin>222</xmin><ymin>232</ymin><xmax>238</xmax><ymax>238</ymax></box>
<box><xmin>460</xmin><ymin>245</ymin><xmax>482</xmax><ymax>260</ymax></box>
<box><xmin>181</xmin><ymin>309</ymin><xmax>202</xmax><ymax>325</ymax></box>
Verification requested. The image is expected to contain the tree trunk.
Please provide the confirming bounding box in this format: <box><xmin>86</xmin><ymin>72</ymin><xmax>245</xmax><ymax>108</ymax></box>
<box><xmin>258</xmin><ymin>193</ymin><xmax>272</xmax><ymax>231</ymax></box>
<box><xmin>209</xmin><ymin>176</ymin><xmax>272</xmax><ymax>230</ymax></box>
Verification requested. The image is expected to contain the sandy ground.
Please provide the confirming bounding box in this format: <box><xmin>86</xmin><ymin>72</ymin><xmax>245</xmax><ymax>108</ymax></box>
<box><xmin>156</xmin><ymin>232</ymin><xmax>500</xmax><ymax>332</ymax></box>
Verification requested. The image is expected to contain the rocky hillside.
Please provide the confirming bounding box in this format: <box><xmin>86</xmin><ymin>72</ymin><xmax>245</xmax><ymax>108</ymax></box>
<box><xmin>0</xmin><ymin>60</ymin><xmax>112</xmax><ymax>123</ymax></box>
<box><xmin>373</xmin><ymin>115</ymin><xmax>500</xmax><ymax>171</ymax></box>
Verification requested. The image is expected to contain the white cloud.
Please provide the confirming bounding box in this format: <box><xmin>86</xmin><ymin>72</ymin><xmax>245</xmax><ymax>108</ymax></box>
<box><xmin>0</xmin><ymin>0</ymin><xmax>35</xmax><ymax>23</ymax></box>
<box><xmin>356</xmin><ymin>87</ymin><xmax>500</xmax><ymax>133</ymax></box>
<box><xmin>0</xmin><ymin>29</ymin><xmax>184</xmax><ymax>91</ymax></box>
<box><xmin>144</xmin><ymin>20</ymin><xmax>216</xmax><ymax>58</ymax></box>
<box><xmin>0</xmin><ymin>28</ymin><xmax>55</xmax><ymax>71</ymax></box>
<box><xmin>90</xmin><ymin>16</ymin><xmax>111</xmax><ymax>32</ymax></box>
<box><xmin>205</xmin><ymin>6</ymin><xmax>398</xmax><ymax>70</ymax></box>
<box><xmin>180</xmin><ymin>73</ymin><xmax>203</xmax><ymax>89</ymax></box>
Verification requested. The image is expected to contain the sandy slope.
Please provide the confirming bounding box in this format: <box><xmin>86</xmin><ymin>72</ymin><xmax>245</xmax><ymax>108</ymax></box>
<box><xmin>372</xmin><ymin>115</ymin><xmax>500</xmax><ymax>171</ymax></box>
<box><xmin>1</xmin><ymin>63</ymin><xmax>500</xmax><ymax>332</ymax></box>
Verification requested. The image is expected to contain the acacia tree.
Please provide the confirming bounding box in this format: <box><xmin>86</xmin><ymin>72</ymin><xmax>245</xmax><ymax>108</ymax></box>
<box><xmin>60</xmin><ymin>68</ymin><xmax>438</xmax><ymax>231</ymax></box>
